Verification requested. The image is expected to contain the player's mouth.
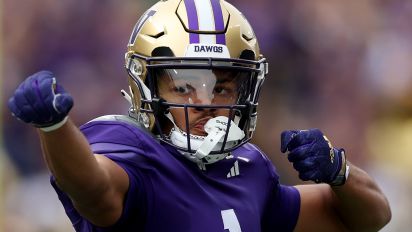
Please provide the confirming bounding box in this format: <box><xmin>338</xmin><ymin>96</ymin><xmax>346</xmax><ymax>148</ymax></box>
<box><xmin>191</xmin><ymin>117</ymin><xmax>213</xmax><ymax>136</ymax></box>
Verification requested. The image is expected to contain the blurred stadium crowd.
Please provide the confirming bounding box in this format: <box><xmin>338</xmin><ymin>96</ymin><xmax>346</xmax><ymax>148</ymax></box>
<box><xmin>1</xmin><ymin>0</ymin><xmax>412</xmax><ymax>231</ymax></box>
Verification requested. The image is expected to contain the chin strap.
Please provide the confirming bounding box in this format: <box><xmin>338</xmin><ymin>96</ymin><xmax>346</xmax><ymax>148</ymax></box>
<box><xmin>169</xmin><ymin>115</ymin><xmax>245</xmax><ymax>165</ymax></box>
<box><xmin>169</xmin><ymin>127</ymin><xmax>228</xmax><ymax>165</ymax></box>
<box><xmin>194</xmin><ymin>116</ymin><xmax>245</xmax><ymax>160</ymax></box>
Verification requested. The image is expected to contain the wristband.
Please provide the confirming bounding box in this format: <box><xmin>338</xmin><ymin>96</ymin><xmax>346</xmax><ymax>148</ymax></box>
<box><xmin>39</xmin><ymin>116</ymin><xmax>69</xmax><ymax>132</ymax></box>
<box><xmin>330</xmin><ymin>150</ymin><xmax>350</xmax><ymax>186</ymax></box>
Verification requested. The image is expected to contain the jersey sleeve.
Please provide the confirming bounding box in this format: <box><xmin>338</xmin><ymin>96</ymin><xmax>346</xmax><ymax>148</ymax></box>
<box><xmin>50</xmin><ymin>150</ymin><xmax>148</xmax><ymax>232</ymax></box>
<box><xmin>262</xmin><ymin>184</ymin><xmax>300</xmax><ymax>232</ymax></box>
<box><xmin>50</xmin><ymin>119</ymin><xmax>154</xmax><ymax>231</ymax></box>
<box><xmin>258</xmin><ymin>150</ymin><xmax>301</xmax><ymax>232</ymax></box>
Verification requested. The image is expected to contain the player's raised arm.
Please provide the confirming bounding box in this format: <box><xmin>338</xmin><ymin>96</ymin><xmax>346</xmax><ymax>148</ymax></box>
<box><xmin>8</xmin><ymin>71</ymin><xmax>129</xmax><ymax>226</ymax></box>
<box><xmin>280</xmin><ymin>129</ymin><xmax>391</xmax><ymax>231</ymax></box>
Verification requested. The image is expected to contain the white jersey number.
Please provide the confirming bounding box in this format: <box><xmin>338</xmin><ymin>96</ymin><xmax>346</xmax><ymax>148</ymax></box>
<box><xmin>221</xmin><ymin>209</ymin><xmax>242</xmax><ymax>232</ymax></box>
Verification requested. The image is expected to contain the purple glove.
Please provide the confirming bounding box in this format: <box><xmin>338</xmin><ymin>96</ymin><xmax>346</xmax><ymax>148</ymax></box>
<box><xmin>8</xmin><ymin>70</ymin><xmax>73</xmax><ymax>130</ymax></box>
<box><xmin>281</xmin><ymin>129</ymin><xmax>348</xmax><ymax>186</ymax></box>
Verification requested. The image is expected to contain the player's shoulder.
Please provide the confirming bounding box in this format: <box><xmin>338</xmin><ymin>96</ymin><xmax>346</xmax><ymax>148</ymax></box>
<box><xmin>79</xmin><ymin>114</ymin><xmax>158</xmax><ymax>148</ymax></box>
<box><xmin>83</xmin><ymin>114</ymin><xmax>149</xmax><ymax>130</ymax></box>
<box><xmin>234</xmin><ymin>142</ymin><xmax>271</xmax><ymax>162</ymax></box>
<box><xmin>234</xmin><ymin>142</ymin><xmax>280</xmax><ymax>179</ymax></box>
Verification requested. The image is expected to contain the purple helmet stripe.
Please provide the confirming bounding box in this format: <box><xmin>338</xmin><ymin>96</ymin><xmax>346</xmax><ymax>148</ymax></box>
<box><xmin>129</xmin><ymin>10</ymin><xmax>156</xmax><ymax>44</ymax></box>
<box><xmin>190</xmin><ymin>33</ymin><xmax>200</xmax><ymax>44</ymax></box>
<box><xmin>184</xmin><ymin>0</ymin><xmax>200</xmax><ymax>43</ymax></box>
<box><xmin>215</xmin><ymin>34</ymin><xmax>226</xmax><ymax>45</ymax></box>
<box><xmin>210</xmin><ymin>0</ymin><xmax>226</xmax><ymax>44</ymax></box>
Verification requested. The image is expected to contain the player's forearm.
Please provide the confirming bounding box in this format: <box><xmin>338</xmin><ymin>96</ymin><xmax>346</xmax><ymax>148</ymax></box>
<box><xmin>332</xmin><ymin>164</ymin><xmax>391</xmax><ymax>231</ymax></box>
<box><xmin>8</xmin><ymin>71</ymin><xmax>125</xmax><ymax>225</ymax></box>
<box><xmin>38</xmin><ymin>119</ymin><xmax>109</xmax><ymax>200</ymax></box>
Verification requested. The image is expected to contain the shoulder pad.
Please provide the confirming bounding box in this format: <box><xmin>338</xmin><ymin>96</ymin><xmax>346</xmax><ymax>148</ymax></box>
<box><xmin>81</xmin><ymin>115</ymin><xmax>158</xmax><ymax>152</ymax></box>
<box><xmin>88</xmin><ymin>115</ymin><xmax>147</xmax><ymax>131</ymax></box>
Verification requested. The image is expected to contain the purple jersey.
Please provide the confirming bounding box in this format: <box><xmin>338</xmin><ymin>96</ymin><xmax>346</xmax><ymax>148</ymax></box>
<box><xmin>51</xmin><ymin>116</ymin><xmax>300</xmax><ymax>232</ymax></box>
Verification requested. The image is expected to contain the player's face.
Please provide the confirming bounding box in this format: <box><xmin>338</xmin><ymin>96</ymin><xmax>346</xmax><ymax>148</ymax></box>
<box><xmin>157</xmin><ymin>69</ymin><xmax>248</xmax><ymax>136</ymax></box>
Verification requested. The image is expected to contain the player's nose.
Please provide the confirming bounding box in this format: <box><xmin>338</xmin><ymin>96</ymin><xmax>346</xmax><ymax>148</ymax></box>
<box><xmin>191</xmin><ymin>92</ymin><xmax>217</xmax><ymax>112</ymax></box>
<box><xmin>192</xmin><ymin>90</ymin><xmax>214</xmax><ymax>105</ymax></box>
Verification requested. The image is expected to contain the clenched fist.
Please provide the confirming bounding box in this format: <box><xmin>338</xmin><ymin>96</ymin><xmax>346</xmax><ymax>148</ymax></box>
<box><xmin>8</xmin><ymin>70</ymin><xmax>73</xmax><ymax>131</ymax></box>
<box><xmin>281</xmin><ymin>129</ymin><xmax>348</xmax><ymax>186</ymax></box>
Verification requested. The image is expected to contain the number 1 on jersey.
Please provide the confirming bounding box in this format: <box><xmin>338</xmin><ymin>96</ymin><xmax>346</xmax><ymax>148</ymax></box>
<box><xmin>221</xmin><ymin>209</ymin><xmax>242</xmax><ymax>232</ymax></box>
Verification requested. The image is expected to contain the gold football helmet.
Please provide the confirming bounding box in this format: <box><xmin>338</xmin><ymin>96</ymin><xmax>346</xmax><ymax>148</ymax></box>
<box><xmin>124</xmin><ymin>0</ymin><xmax>268</xmax><ymax>156</ymax></box>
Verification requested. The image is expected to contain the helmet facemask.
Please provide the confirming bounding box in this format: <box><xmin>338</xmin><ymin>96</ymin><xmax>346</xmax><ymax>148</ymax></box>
<box><xmin>126</xmin><ymin>54</ymin><xmax>266</xmax><ymax>161</ymax></box>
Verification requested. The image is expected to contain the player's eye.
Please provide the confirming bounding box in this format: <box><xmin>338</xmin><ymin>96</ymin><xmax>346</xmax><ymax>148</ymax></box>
<box><xmin>214</xmin><ymin>85</ymin><xmax>234</xmax><ymax>96</ymax></box>
<box><xmin>173</xmin><ymin>84</ymin><xmax>193</xmax><ymax>95</ymax></box>
<box><xmin>214</xmin><ymin>87</ymin><xmax>227</xmax><ymax>94</ymax></box>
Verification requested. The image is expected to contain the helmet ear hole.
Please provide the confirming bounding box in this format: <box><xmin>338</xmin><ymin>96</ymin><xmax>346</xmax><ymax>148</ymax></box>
<box><xmin>152</xmin><ymin>47</ymin><xmax>175</xmax><ymax>57</ymax></box>
<box><xmin>239</xmin><ymin>50</ymin><xmax>255</xmax><ymax>60</ymax></box>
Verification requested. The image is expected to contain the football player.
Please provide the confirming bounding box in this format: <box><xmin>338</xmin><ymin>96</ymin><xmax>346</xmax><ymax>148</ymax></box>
<box><xmin>8</xmin><ymin>0</ymin><xmax>391</xmax><ymax>231</ymax></box>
